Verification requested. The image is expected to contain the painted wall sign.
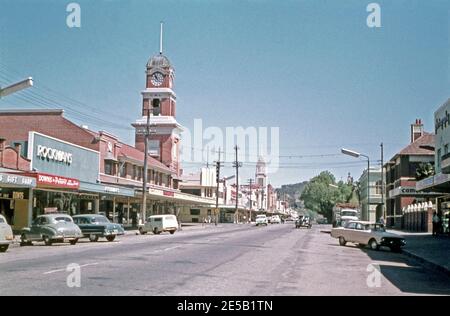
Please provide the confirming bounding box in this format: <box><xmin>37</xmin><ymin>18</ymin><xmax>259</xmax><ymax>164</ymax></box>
<box><xmin>36</xmin><ymin>173</ymin><xmax>80</xmax><ymax>189</ymax></box>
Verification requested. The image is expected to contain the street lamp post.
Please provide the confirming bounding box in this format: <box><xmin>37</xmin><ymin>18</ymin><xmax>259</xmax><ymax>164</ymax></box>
<box><xmin>0</xmin><ymin>77</ymin><xmax>33</xmax><ymax>98</ymax></box>
<box><xmin>341</xmin><ymin>148</ymin><xmax>370</xmax><ymax>220</ymax></box>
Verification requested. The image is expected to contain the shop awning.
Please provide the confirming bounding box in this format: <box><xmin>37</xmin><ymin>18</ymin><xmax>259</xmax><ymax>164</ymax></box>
<box><xmin>416</xmin><ymin>173</ymin><xmax>450</xmax><ymax>193</ymax></box>
<box><xmin>79</xmin><ymin>182</ymin><xmax>136</xmax><ymax>197</ymax></box>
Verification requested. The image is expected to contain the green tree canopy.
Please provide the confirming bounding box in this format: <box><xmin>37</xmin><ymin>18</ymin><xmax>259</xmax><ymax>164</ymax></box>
<box><xmin>300</xmin><ymin>171</ymin><xmax>355</xmax><ymax>221</ymax></box>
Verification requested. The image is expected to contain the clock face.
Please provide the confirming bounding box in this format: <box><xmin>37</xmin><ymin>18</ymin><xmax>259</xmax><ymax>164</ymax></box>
<box><xmin>151</xmin><ymin>72</ymin><xmax>164</xmax><ymax>86</ymax></box>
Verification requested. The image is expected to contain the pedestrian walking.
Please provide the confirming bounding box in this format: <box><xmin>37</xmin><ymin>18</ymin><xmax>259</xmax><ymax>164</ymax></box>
<box><xmin>432</xmin><ymin>211</ymin><xmax>440</xmax><ymax>236</ymax></box>
<box><xmin>379</xmin><ymin>216</ymin><xmax>385</xmax><ymax>226</ymax></box>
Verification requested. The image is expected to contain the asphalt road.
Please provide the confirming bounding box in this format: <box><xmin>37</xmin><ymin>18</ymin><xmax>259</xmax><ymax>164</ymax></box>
<box><xmin>0</xmin><ymin>223</ymin><xmax>449</xmax><ymax>296</ymax></box>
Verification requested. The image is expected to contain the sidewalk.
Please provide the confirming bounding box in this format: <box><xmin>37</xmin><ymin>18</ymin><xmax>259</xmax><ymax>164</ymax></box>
<box><xmin>388</xmin><ymin>229</ymin><xmax>450</xmax><ymax>276</ymax></box>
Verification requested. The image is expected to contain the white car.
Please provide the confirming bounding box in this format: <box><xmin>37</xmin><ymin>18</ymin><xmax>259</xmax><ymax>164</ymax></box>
<box><xmin>139</xmin><ymin>214</ymin><xmax>179</xmax><ymax>235</ymax></box>
<box><xmin>270</xmin><ymin>215</ymin><xmax>281</xmax><ymax>224</ymax></box>
<box><xmin>331</xmin><ymin>221</ymin><xmax>406</xmax><ymax>252</ymax></box>
<box><xmin>0</xmin><ymin>215</ymin><xmax>14</xmax><ymax>252</ymax></box>
<box><xmin>255</xmin><ymin>215</ymin><xmax>268</xmax><ymax>226</ymax></box>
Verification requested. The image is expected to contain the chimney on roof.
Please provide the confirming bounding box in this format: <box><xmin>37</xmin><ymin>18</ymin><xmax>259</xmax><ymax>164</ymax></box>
<box><xmin>411</xmin><ymin>119</ymin><xmax>424</xmax><ymax>143</ymax></box>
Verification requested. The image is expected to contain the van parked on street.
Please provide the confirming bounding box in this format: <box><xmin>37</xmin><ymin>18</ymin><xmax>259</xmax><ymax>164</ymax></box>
<box><xmin>139</xmin><ymin>214</ymin><xmax>178</xmax><ymax>235</ymax></box>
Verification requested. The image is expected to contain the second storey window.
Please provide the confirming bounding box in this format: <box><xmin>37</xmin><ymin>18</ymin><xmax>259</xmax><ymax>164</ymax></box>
<box><xmin>133</xmin><ymin>165</ymin><xmax>137</xmax><ymax>179</ymax></box>
<box><xmin>120</xmin><ymin>163</ymin><xmax>127</xmax><ymax>178</ymax></box>
<box><xmin>149</xmin><ymin>140</ymin><xmax>160</xmax><ymax>157</ymax></box>
<box><xmin>105</xmin><ymin>161</ymin><xmax>114</xmax><ymax>175</ymax></box>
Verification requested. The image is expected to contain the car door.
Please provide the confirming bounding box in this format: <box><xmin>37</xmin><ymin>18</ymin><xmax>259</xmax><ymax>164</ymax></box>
<box><xmin>29</xmin><ymin>217</ymin><xmax>45</xmax><ymax>240</ymax></box>
<box><xmin>353</xmin><ymin>223</ymin><xmax>367</xmax><ymax>244</ymax></box>
<box><xmin>343</xmin><ymin>222</ymin><xmax>357</xmax><ymax>242</ymax></box>
<box><xmin>0</xmin><ymin>216</ymin><xmax>9</xmax><ymax>242</ymax></box>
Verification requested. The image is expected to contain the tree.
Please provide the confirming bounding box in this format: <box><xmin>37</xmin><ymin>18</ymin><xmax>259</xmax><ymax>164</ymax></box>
<box><xmin>300</xmin><ymin>171</ymin><xmax>354</xmax><ymax>221</ymax></box>
<box><xmin>416</xmin><ymin>162</ymin><xmax>435</xmax><ymax>181</ymax></box>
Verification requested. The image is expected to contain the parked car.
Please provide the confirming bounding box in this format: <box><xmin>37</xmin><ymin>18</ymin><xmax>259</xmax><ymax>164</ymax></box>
<box><xmin>255</xmin><ymin>215</ymin><xmax>268</xmax><ymax>226</ymax></box>
<box><xmin>139</xmin><ymin>214</ymin><xmax>178</xmax><ymax>235</ymax></box>
<box><xmin>73</xmin><ymin>214</ymin><xmax>124</xmax><ymax>242</ymax></box>
<box><xmin>316</xmin><ymin>218</ymin><xmax>328</xmax><ymax>225</ymax></box>
<box><xmin>295</xmin><ymin>216</ymin><xmax>312</xmax><ymax>229</ymax></box>
<box><xmin>20</xmin><ymin>214</ymin><xmax>83</xmax><ymax>246</ymax></box>
<box><xmin>270</xmin><ymin>215</ymin><xmax>281</xmax><ymax>224</ymax></box>
<box><xmin>0</xmin><ymin>215</ymin><xmax>14</xmax><ymax>253</ymax></box>
<box><xmin>331</xmin><ymin>221</ymin><xmax>406</xmax><ymax>252</ymax></box>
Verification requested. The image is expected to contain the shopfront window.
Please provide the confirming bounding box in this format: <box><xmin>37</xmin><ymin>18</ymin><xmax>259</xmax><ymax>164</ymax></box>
<box><xmin>33</xmin><ymin>190</ymin><xmax>98</xmax><ymax>218</ymax></box>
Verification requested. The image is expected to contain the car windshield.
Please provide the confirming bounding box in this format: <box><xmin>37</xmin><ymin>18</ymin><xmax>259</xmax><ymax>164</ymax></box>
<box><xmin>53</xmin><ymin>217</ymin><xmax>72</xmax><ymax>223</ymax></box>
<box><xmin>342</xmin><ymin>211</ymin><xmax>357</xmax><ymax>217</ymax></box>
<box><xmin>256</xmin><ymin>215</ymin><xmax>266</xmax><ymax>219</ymax></box>
<box><xmin>92</xmin><ymin>216</ymin><xmax>109</xmax><ymax>223</ymax></box>
<box><xmin>366</xmin><ymin>224</ymin><xmax>386</xmax><ymax>232</ymax></box>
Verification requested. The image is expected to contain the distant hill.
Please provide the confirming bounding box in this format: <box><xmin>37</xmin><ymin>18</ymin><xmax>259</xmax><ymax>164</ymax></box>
<box><xmin>275</xmin><ymin>181</ymin><xmax>309</xmax><ymax>208</ymax></box>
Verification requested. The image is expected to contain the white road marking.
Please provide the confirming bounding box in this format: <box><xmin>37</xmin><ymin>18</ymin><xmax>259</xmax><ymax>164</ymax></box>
<box><xmin>43</xmin><ymin>262</ymin><xmax>100</xmax><ymax>275</ymax></box>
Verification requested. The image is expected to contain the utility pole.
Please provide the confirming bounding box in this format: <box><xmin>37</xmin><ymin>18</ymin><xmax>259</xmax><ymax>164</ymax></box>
<box><xmin>247</xmin><ymin>178</ymin><xmax>253</xmax><ymax>224</ymax></box>
<box><xmin>381</xmin><ymin>142</ymin><xmax>385</xmax><ymax>222</ymax></box>
<box><xmin>232</xmin><ymin>145</ymin><xmax>242</xmax><ymax>223</ymax></box>
<box><xmin>141</xmin><ymin>102</ymin><xmax>155</xmax><ymax>225</ymax></box>
<box><xmin>214</xmin><ymin>148</ymin><xmax>223</xmax><ymax>226</ymax></box>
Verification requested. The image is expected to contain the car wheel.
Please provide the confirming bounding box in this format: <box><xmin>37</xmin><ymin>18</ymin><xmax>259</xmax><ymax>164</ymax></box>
<box><xmin>339</xmin><ymin>236</ymin><xmax>347</xmax><ymax>246</ymax></box>
<box><xmin>170</xmin><ymin>231</ymin><xmax>175</xmax><ymax>235</ymax></box>
<box><xmin>106</xmin><ymin>236</ymin><xmax>116</xmax><ymax>242</ymax></box>
<box><xmin>89</xmin><ymin>234</ymin><xmax>99</xmax><ymax>242</ymax></box>
<box><xmin>20</xmin><ymin>234</ymin><xmax>30</xmax><ymax>246</ymax></box>
<box><xmin>139</xmin><ymin>227</ymin><xmax>147</xmax><ymax>235</ymax></box>
<box><xmin>69</xmin><ymin>239</ymin><xmax>78</xmax><ymax>245</ymax></box>
<box><xmin>369</xmin><ymin>239</ymin><xmax>380</xmax><ymax>251</ymax></box>
<box><xmin>0</xmin><ymin>245</ymin><xmax>8</xmax><ymax>253</ymax></box>
<box><xmin>43</xmin><ymin>236</ymin><xmax>52</xmax><ymax>246</ymax></box>
<box><xmin>153</xmin><ymin>228</ymin><xmax>159</xmax><ymax>235</ymax></box>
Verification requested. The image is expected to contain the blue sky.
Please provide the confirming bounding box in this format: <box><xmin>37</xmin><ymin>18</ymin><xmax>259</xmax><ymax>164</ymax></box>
<box><xmin>0</xmin><ymin>0</ymin><xmax>449</xmax><ymax>187</ymax></box>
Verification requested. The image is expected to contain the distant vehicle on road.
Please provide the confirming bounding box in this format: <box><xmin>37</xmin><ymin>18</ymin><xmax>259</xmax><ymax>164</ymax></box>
<box><xmin>256</xmin><ymin>215</ymin><xmax>268</xmax><ymax>226</ymax></box>
<box><xmin>332</xmin><ymin>204</ymin><xmax>359</xmax><ymax>227</ymax></box>
<box><xmin>316</xmin><ymin>218</ymin><xmax>328</xmax><ymax>225</ymax></box>
<box><xmin>139</xmin><ymin>215</ymin><xmax>178</xmax><ymax>235</ymax></box>
<box><xmin>73</xmin><ymin>214</ymin><xmax>124</xmax><ymax>242</ymax></box>
<box><xmin>270</xmin><ymin>215</ymin><xmax>281</xmax><ymax>224</ymax></box>
<box><xmin>331</xmin><ymin>221</ymin><xmax>406</xmax><ymax>252</ymax></box>
<box><xmin>20</xmin><ymin>214</ymin><xmax>83</xmax><ymax>246</ymax></box>
<box><xmin>0</xmin><ymin>215</ymin><xmax>14</xmax><ymax>253</ymax></box>
<box><xmin>295</xmin><ymin>216</ymin><xmax>312</xmax><ymax>229</ymax></box>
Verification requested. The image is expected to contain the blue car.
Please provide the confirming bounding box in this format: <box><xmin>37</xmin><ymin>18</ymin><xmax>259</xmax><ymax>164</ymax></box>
<box><xmin>73</xmin><ymin>214</ymin><xmax>125</xmax><ymax>242</ymax></box>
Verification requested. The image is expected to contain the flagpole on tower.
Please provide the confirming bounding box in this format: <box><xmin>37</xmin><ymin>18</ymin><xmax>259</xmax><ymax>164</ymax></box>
<box><xmin>160</xmin><ymin>21</ymin><xmax>163</xmax><ymax>54</ymax></box>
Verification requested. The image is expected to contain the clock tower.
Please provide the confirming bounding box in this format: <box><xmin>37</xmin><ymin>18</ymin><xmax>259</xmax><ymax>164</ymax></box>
<box><xmin>132</xmin><ymin>24</ymin><xmax>183</xmax><ymax>175</ymax></box>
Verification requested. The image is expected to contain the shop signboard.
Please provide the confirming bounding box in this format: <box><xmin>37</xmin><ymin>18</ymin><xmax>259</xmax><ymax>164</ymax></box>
<box><xmin>389</xmin><ymin>185</ymin><xmax>440</xmax><ymax>198</ymax></box>
<box><xmin>28</xmin><ymin>132</ymin><xmax>99</xmax><ymax>184</ymax></box>
<box><xmin>36</xmin><ymin>173</ymin><xmax>80</xmax><ymax>189</ymax></box>
<box><xmin>0</xmin><ymin>173</ymin><xmax>36</xmax><ymax>187</ymax></box>
<box><xmin>78</xmin><ymin>181</ymin><xmax>135</xmax><ymax>197</ymax></box>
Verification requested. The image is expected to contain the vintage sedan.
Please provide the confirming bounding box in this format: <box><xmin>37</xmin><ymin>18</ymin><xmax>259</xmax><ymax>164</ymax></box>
<box><xmin>331</xmin><ymin>220</ymin><xmax>406</xmax><ymax>252</ymax></box>
<box><xmin>73</xmin><ymin>214</ymin><xmax>124</xmax><ymax>242</ymax></box>
<box><xmin>20</xmin><ymin>214</ymin><xmax>83</xmax><ymax>246</ymax></box>
<box><xmin>0</xmin><ymin>215</ymin><xmax>14</xmax><ymax>253</ymax></box>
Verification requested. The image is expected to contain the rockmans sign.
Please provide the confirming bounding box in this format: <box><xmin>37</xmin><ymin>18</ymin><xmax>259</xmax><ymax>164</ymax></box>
<box><xmin>37</xmin><ymin>145</ymin><xmax>73</xmax><ymax>165</ymax></box>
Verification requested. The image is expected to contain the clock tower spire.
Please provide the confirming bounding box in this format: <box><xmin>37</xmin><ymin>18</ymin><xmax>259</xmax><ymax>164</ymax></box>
<box><xmin>132</xmin><ymin>23</ymin><xmax>183</xmax><ymax>175</ymax></box>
